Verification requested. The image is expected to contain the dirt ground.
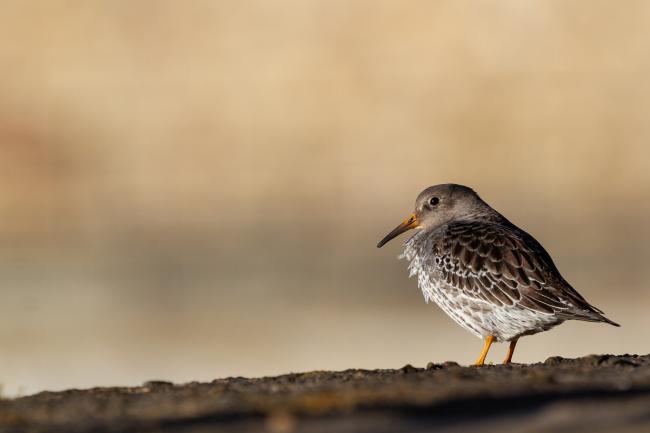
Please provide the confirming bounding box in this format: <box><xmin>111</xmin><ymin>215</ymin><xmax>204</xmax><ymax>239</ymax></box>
<box><xmin>1</xmin><ymin>354</ymin><xmax>649</xmax><ymax>433</ymax></box>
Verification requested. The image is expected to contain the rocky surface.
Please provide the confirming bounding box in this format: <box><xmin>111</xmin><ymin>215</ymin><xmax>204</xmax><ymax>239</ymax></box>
<box><xmin>1</xmin><ymin>354</ymin><xmax>650</xmax><ymax>433</ymax></box>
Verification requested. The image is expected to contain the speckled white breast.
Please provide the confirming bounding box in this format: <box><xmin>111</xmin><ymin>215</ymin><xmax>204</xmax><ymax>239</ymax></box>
<box><xmin>401</xmin><ymin>232</ymin><xmax>562</xmax><ymax>342</ymax></box>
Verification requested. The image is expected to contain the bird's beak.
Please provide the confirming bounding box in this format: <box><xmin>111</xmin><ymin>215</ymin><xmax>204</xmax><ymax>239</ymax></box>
<box><xmin>377</xmin><ymin>213</ymin><xmax>420</xmax><ymax>248</ymax></box>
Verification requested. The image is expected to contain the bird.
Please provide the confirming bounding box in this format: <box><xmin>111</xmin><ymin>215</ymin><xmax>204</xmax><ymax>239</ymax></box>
<box><xmin>377</xmin><ymin>184</ymin><xmax>619</xmax><ymax>366</ymax></box>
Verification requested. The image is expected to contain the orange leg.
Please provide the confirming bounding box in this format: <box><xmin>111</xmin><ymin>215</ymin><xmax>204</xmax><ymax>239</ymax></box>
<box><xmin>474</xmin><ymin>336</ymin><xmax>495</xmax><ymax>366</ymax></box>
<box><xmin>503</xmin><ymin>339</ymin><xmax>518</xmax><ymax>364</ymax></box>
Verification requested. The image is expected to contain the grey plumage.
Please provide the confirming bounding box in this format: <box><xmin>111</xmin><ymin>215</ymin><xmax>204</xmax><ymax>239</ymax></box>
<box><xmin>378</xmin><ymin>184</ymin><xmax>618</xmax><ymax>361</ymax></box>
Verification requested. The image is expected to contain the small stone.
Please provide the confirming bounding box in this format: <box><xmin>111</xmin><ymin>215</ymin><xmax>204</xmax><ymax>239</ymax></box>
<box><xmin>400</xmin><ymin>364</ymin><xmax>417</xmax><ymax>373</ymax></box>
<box><xmin>142</xmin><ymin>380</ymin><xmax>173</xmax><ymax>388</ymax></box>
<box><xmin>614</xmin><ymin>358</ymin><xmax>640</xmax><ymax>367</ymax></box>
<box><xmin>544</xmin><ymin>356</ymin><xmax>565</xmax><ymax>366</ymax></box>
<box><xmin>426</xmin><ymin>362</ymin><xmax>440</xmax><ymax>370</ymax></box>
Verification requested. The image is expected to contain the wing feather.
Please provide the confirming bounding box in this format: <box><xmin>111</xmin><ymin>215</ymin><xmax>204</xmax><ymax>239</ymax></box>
<box><xmin>429</xmin><ymin>220</ymin><xmax>616</xmax><ymax>323</ymax></box>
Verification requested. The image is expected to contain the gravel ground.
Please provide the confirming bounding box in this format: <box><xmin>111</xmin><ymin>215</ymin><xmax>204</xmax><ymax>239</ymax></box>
<box><xmin>1</xmin><ymin>354</ymin><xmax>649</xmax><ymax>433</ymax></box>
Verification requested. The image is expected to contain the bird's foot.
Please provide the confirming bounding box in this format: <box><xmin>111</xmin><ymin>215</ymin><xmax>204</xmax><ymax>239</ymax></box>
<box><xmin>474</xmin><ymin>336</ymin><xmax>495</xmax><ymax>366</ymax></box>
<box><xmin>502</xmin><ymin>339</ymin><xmax>518</xmax><ymax>364</ymax></box>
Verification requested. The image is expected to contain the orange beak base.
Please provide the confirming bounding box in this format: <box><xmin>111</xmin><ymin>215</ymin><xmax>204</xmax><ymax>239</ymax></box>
<box><xmin>377</xmin><ymin>213</ymin><xmax>420</xmax><ymax>248</ymax></box>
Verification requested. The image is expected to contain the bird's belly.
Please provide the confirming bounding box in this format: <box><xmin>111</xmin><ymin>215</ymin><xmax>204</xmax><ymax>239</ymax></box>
<box><xmin>421</xmin><ymin>280</ymin><xmax>562</xmax><ymax>342</ymax></box>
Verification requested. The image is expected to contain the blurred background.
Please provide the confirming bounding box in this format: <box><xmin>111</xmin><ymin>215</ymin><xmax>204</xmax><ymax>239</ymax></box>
<box><xmin>1</xmin><ymin>0</ymin><xmax>649</xmax><ymax>396</ymax></box>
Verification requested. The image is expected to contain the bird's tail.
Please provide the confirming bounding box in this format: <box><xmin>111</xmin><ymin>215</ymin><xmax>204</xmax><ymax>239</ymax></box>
<box><xmin>565</xmin><ymin>309</ymin><xmax>620</xmax><ymax>327</ymax></box>
<box><xmin>597</xmin><ymin>314</ymin><xmax>620</xmax><ymax>327</ymax></box>
<box><xmin>560</xmin><ymin>287</ymin><xmax>620</xmax><ymax>327</ymax></box>
<box><xmin>598</xmin><ymin>314</ymin><xmax>621</xmax><ymax>328</ymax></box>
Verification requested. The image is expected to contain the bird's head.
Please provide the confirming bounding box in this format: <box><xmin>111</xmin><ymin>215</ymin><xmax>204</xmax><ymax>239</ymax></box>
<box><xmin>377</xmin><ymin>184</ymin><xmax>488</xmax><ymax>248</ymax></box>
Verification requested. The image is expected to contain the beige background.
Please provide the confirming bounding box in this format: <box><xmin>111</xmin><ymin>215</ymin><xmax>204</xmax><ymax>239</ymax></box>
<box><xmin>1</xmin><ymin>0</ymin><xmax>649</xmax><ymax>396</ymax></box>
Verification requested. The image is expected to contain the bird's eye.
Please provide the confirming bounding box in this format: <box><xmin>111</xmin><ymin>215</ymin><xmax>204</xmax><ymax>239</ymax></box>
<box><xmin>429</xmin><ymin>197</ymin><xmax>440</xmax><ymax>206</ymax></box>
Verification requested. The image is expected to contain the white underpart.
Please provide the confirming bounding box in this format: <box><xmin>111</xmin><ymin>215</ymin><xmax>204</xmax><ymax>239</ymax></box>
<box><xmin>401</xmin><ymin>235</ymin><xmax>562</xmax><ymax>342</ymax></box>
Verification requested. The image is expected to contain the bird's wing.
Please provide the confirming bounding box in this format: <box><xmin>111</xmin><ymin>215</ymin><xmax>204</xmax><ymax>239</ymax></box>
<box><xmin>433</xmin><ymin>220</ymin><xmax>614</xmax><ymax>323</ymax></box>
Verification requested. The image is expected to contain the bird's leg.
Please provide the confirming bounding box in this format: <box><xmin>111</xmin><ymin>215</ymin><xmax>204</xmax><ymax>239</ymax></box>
<box><xmin>503</xmin><ymin>339</ymin><xmax>518</xmax><ymax>364</ymax></box>
<box><xmin>474</xmin><ymin>336</ymin><xmax>495</xmax><ymax>366</ymax></box>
